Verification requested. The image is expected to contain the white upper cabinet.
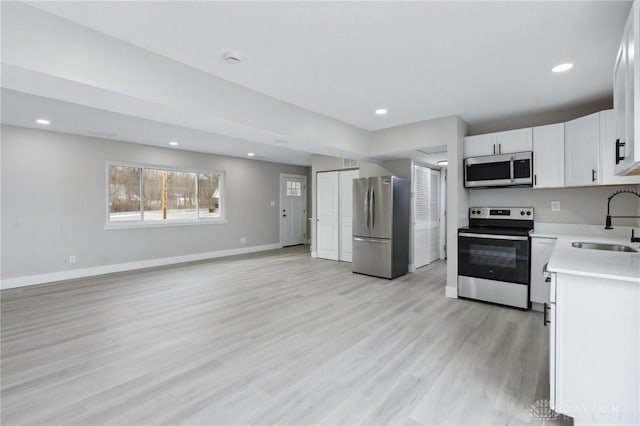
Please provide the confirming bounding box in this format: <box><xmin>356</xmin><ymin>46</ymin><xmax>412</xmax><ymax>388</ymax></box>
<box><xmin>495</xmin><ymin>128</ymin><xmax>532</xmax><ymax>154</ymax></box>
<box><xmin>464</xmin><ymin>133</ymin><xmax>497</xmax><ymax>157</ymax></box>
<box><xmin>564</xmin><ymin>112</ymin><xmax>601</xmax><ymax>186</ymax></box>
<box><xmin>614</xmin><ymin>1</ymin><xmax>640</xmax><ymax>176</ymax></box>
<box><xmin>533</xmin><ymin>123</ymin><xmax>564</xmax><ymax>188</ymax></box>
<box><xmin>601</xmin><ymin>109</ymin><xmax>640</xmax><ymax>184</ymax></box>
<box><xmin>464</xmin><ymin>128</ymin><xmax>532</xmax><ymax>158</ymax></box>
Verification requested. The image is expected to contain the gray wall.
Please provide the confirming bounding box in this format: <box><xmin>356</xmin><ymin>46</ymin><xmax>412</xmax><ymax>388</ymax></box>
<box><xmin>1</xmin><ymin>125</ymin><xmax>309</xmax><ymax>279</ymax></box>
<box><xmin>469</xmin><ymin>185</ymin><xmax>640</xmax><ymax>227</ymax></box>
<box><xmin>381</xmin><ymin>159</ymin><xmax>412</xmax><ymax>180</ymax></box>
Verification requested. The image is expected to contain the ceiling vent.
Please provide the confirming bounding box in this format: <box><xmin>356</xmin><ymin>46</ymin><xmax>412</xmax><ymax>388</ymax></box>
<box><xmin>343</xmin><ymin>159</ymin><xmax>359</xmax><ymax>168</ymax></box>
<box><xmin>89</xmin><ymin>130</ymin><xmax>118</xmax><ymax>138</ymax></box>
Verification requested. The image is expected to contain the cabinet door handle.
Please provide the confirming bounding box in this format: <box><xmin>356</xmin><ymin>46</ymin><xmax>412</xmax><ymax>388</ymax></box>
<box><xmin>534</xmin><ymin>174</ymin><xmax>537</xmax><ymax>186</ymax></box>
<box><xmin>615</xmin><ymin>139</ymin><xmax>626</xmax><ymax>164</ymax></box>
<box><xmin>493</xmin><ymin>144</ymin><xmax>496</xmax><ymax>155</ymax></box>
<box><xmin>543</xmin><ymin>303</ymin><xmax>551</xmax><ymax>326</ymax></box>
<box><xmin>591</xmin><ymin>169</ymin><xmax>596</xmax><ymax>182</ymax></box>
<box><xmin>498</xmin><ymin>143</ymin><xmax>501</xmax><ymax>154</ymax></box>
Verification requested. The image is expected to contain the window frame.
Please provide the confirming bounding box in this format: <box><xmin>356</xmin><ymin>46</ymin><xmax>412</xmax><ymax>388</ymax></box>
<box><xmin>105</xmin><ymin>161</ymin><xmax>226</xmax><ymax>229</ymax></box>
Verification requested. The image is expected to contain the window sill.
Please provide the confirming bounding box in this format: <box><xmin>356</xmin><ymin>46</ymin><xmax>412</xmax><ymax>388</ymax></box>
<box><xmin>104</xmin><ymin>219</ymin><xmax>228</xmax><ymax>230</ymax></box>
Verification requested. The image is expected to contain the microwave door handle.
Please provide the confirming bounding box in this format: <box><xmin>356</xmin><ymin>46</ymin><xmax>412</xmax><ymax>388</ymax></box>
<box><xmin>510</xmin><ymin>157</ymin><xmax>515</xmax><ymax>182</ymax></box>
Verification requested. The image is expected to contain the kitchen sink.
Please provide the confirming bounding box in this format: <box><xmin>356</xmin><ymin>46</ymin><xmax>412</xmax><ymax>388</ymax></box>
<box><xmin>571</xmin><ymin>241</ymin><xmax>638</xmax><ymax>253</ymax></box>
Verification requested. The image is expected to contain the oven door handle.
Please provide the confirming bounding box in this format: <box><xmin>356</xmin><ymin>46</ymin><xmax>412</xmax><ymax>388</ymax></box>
<box><xmin>458</xmin><ymin>232</ymin><xmax>529</xmax><ymax>241</ymax></box>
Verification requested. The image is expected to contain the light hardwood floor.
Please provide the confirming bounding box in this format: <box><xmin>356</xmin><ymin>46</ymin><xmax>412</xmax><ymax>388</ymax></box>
<box><xmin>2</xmin><ymin>246</ymin><xmax>555</xmax><ymax>425</ymax></box>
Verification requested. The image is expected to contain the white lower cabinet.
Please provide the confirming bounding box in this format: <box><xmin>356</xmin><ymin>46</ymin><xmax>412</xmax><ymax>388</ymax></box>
<box><xmin>530</xmin><ymin>237</ymin><xmax>556</xmax><ymax>305</ymax></box>
<box><xmin>549</xmin><ymin>273</ymin><xmax>639</xmax><ymax>425</ymax></box>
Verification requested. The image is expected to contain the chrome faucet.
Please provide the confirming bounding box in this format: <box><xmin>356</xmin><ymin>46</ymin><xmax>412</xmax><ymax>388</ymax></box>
<box><xmin>604</xmin><ymin>189</ymin><xmax>640</xmax><ymax>243</ymax></box>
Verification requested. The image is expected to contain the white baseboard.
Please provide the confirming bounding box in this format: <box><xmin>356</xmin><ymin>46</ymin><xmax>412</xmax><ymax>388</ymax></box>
<box><xmin>1</xmin><ymin>243</ymin><xmax>281</xmax><ymax>290</ymax></box>
<box><xmin>445</xmin><ymin>286</ymin><xmax>458</xmax><ymax>299</ymax></box>
<box><xmin>408</xmin><ymin>264</ymin><xmax>416</xmax><ymax>273</ymax></box>
<box><xmin>311</xmin><ymin>251</ymin><xmax>318</xmax><ymax>258</ymax></box>
<box><xmin>305</xmin><ymin>239</ymin><xmax>311</xmax><ymax>245</ymax></box>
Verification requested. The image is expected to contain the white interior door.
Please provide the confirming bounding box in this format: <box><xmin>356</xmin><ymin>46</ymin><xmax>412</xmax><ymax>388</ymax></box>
<box><xmin>338</xmin><ymin>169</ymin><xmax>358</xmax><ymax>262</ymax></box>
<box><xmin>316</xmin><ymin>171</ymin><xmax>339</xmax><ymax>260</ymax></box>
<box><xmin>427</xmin><ymin>168</ymin><xmax>441</xmax><ymax>263</ymax></box>
<box><xmin>280</xmin><ymin>174</ymin><xmax>306</xmax><ymax>247</ymax></box>
<box><xmin>413</xmin><ymin>164</ymin><xmax>441</xmax><ymax>269</ymax></box>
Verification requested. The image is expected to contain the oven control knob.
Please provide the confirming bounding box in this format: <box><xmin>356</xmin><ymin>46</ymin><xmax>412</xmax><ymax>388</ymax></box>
<box><xmin>520</xmin><ymin>211</ymin><xmax>525</xmax><ymax>215</ymax></box>
<box><xmin>471</xmin><ymin>210</ymin><xmax>476</xmax><ymax>215</ymax></box>
<box><xmin>526</xmin><ymin>211</ymin><xmax>531</xmax><ymax>216</ymax></box>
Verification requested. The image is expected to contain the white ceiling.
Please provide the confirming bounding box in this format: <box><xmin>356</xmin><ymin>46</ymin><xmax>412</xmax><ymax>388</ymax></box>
<box><xmin>26</xmin><ymin>0</ymin><xmax>632</xmax><ymax>131</ymax></box>
<box><xmin>0</xmin><ymin>89</ymin><xmax>313</xmax><ymax>166</ymax></box>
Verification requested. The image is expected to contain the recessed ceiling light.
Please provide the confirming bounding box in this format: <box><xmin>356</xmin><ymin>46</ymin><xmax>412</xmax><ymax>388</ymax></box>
<box><xmin>169</xmin><ymin>141</ymin><xmax>179</xmax><ymax>146</ymax></box>
<box><xmin>36</xmin><ymin>119</ymin><xmax>50</xmax><ymax>125</ymax></box>
<box><xmin>437</xmin><ymin>160</ymin><xmax>448</xmax><ymax>166</ymax></box>
<box><xmin>552</xmin><ymin>63</ymin><xmax>573</xmax><ymax>73</ymax></box>
<box><xmin>247</xmin><ymin>152</ymin><xmax>255</xmax><ymax>157</ymax></box>
<box><xmin>375</xmin><ymin>108</ymin><xmax>388</xmax><ymax>115</ymax></box>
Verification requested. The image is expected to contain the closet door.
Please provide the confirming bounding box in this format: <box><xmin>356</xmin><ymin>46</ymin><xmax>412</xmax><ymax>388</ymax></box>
<box><xmin>316</xmin><ymin>171</ymin><xmax>339</xmax><ymax>260</ymax></box>
<box><xmin>338</xmin><ymin>169</ymin><xmax>358</xmax><ymax>262</ymax></box>
<box><xmin>427</xmin><ymin>168</ymin><xmax>441</xmax><ymax>263</ymax></box>
<box><xmin>413</xmin><ymin>165</ymin><xmax>441</xmax><ymax>269</ymax></box>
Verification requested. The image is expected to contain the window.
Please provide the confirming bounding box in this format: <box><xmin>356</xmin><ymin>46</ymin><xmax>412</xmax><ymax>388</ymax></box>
<box><xmin>286</xmin><ymin>180</ymin><xmax>302</xmax><ymax>196</ymax></box>
<box><xmin>107</xmin><ymin>163</ymin><xmax>224</xmax><ymax>226</ymax></box>
<box><xmin>109</xmin><ymin>166</ymin><xmax>142</xmax><ymax>222</ymax></box>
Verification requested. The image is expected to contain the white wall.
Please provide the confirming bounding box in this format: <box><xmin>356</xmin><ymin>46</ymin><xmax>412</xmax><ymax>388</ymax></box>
<box><xmin>468</xmin><ymin>98</ymin><xmax>613</xmax><ymax>135</ymax></box>
<box><xmin>445</xmin><ymin>117</ymin><xmax>469</xmax><ymax>298</ymax></box>
<box><xmin>469</xmin><ymin>185</ymin><xmax>640</xmax><ymax>227</ymax></box>
<box><xmin>0</xmin><ymin>125</ymin><xmax>309</xmax><ymax>283</ymax></box>
<box><xmin>371</xmin><ymin>115</ymin><xmax>460</xmax><ymax>155</ymax></box>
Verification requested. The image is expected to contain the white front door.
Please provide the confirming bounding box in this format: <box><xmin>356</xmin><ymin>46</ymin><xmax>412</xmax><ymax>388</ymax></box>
<box><xmin>280</xmin><ymin>174</ymin><xmax>307</xmax><ymax>247</ymax></box>
<box><xmin>338</xmin><ymin>169</ymin><xmax>358</xmax><ymax>262</ymax></box>
<box><xmin>316</xmin><ymin>171</ymin><xmax>339</xmax><ymax>260</ymax></box>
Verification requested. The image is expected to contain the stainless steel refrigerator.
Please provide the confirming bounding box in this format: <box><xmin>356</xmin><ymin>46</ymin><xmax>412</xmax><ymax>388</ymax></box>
<box><xmin>352</xmin><ymin>176</ymin><xmax>410</xmax><ymax>279</ymax></box>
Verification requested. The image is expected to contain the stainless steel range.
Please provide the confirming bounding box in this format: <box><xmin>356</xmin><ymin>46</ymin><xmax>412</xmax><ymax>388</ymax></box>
<box><xmin>458</xmin><ymin>207</ymin><xmax>534</xmax><ymax>309</ymax></box>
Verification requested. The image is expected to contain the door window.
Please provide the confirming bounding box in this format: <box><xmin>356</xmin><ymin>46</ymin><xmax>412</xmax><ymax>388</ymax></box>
<box><xmin>286</xmin><ymin>181</ymin><xmax>302</xmax><ymax>196</ymax></box>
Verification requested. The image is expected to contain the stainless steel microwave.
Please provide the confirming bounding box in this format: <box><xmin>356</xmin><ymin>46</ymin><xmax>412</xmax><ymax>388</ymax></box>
<box><xmin>464</xmin><ymin>151</ymin><xmax>533</xmax><ymax>188</ymax></box>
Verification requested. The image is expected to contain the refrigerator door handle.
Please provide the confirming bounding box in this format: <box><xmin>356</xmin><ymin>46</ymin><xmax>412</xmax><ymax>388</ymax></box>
<box><xmin>369</xmin><ymin>189</ymin><xmax>375</xmax><ymax>229</ymax></box>
<box><xmin>364</xmin><ymin>188</ymin><xmax>369</xmax><ymax>229</ymax></box>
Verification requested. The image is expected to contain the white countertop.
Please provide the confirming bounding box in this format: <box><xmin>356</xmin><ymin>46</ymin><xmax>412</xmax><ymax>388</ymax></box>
<box><xmin>531</xmin><ymin>223</ymin><xmax>638</xmax><ymax>240</ymax></box>
<box><xmin>546</xmin><ymin>234</ymin><xmax>640</xmax><ymax>283</ymax></box>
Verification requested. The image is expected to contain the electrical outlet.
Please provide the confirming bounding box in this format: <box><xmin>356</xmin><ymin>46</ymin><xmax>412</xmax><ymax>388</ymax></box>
<box><xmin>551</xmin><ymin>201</ymin><xmax>561</xmax><ymax>212</ymax></box>
<box><xmin>240</xmin><ymin>237</ymin><xmax>247</xmax><ymax>244</ymax></box>
<box><xmin>69</xmin><ymin>255</ymin><xmax>76</xmax><ymax>264</ymax></box>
